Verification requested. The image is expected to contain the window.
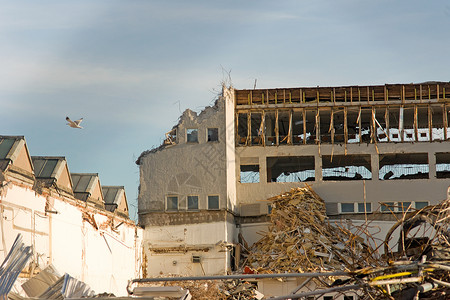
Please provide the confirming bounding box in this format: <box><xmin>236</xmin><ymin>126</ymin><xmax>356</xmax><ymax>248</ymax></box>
<box><xmin>381</xmin><ymin>202</ymin><xmax>395</xmax><ymax>212</ymax></box>
<box><xmin>166</xmin><ymin>196</ymin><xmax>178</xmax><ymax>211</ymax></box>
<box><xmin>341</xmin><ymin>203</ymin><xmax>355</xmax><ymax>213</ymax></box>
<box><xmin>208</xmin><ymin>195</ymin><xmax>219</xmax><ymax>210</ymax></box>
<box><xmin>266</xmin><ymin>156</ymin><xmax>315</xmax><ymax>182</ymax></box>
<box><xmin>436</xmin><ymin>153</ymin><xmax>450</xmax><ymax>179</ymax></box>
<box><xmin>323</xmin><ymin>297</ymin><xmax>333</xmax><ymax>300</ymax></box>
<box><xmin>187</xmin><ymin>195</ymin><xmax>199</xmax><ymax>210</ymax></box>
<box><xmin>343</xmin><ymin>296</ymin><xmax>354</xmax><ymax>300</ymax></box>
<box><xmin>398</xmin><ymin>202</ymin><xmax>412</xmax><ymax>212</ymax></box>
<box><xmin>322</xmin><ymin>155</ymin><xmax>371</xmax><ymax>181</ymax></box>
<box><xmin>186</xmin><ymin>128</ymin><xmax>198</xmax><ymax>143</ymax></box>
<box><xmin>207</xmin><ymin>128</ymin><xmax>218</xmax><ymax>142</ymax></box>
<box><xmin>379</xmin><ymin>153</ymin><xmax>429</xmax><ymax>180</ymax></box>
<box><xmin>358</xmin><ymin>202</ymin><xmax>371</xmax><ymax>213</ymax></box>
<box><xmin>415</xmin><ymin>201</ymin><xmax>428</xmax><ymax>209</ymax></box>
<box><xmin>240</xmin><ymin>165</ymin><xmax>260</xmax><ymax>183</ymax></box>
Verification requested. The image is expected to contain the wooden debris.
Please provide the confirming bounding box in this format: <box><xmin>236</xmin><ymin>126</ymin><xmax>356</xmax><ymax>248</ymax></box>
<box><xmin>242</xmin><ymin>186</ymin><xmax>379</xmax><ymax>275</ymax></box>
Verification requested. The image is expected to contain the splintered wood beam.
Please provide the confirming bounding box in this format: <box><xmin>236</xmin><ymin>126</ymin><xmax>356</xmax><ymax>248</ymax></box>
<box><xmin>385</xmin><ymin>107</ymin><xmax>390</xmax><ymax>138</ymax></box>
<box><xmin>303</xmin><ymin>108</ymin><xmax>307</xmax><ymax>145</ymax></box>
<box><xmin>444</xmin><ymin>104</ymin><xmax>448</xmax><ymax>140</ymax></box>
<box><xmin>275</xmin><ymin>110</ymin><xmax>279</xmax><ymax>145</ymax></box>
<box><xmin>371</xmin><ymin>107</ymin><xmax>376</xmax><ymax>143</ymax></box>
<box><xmin>261</xmin><ymin>110</ymin><xmax>266</xmax><ymax>146</ymax></box>
<box><xmin>344</xmin><ymin>107</ymin><xmax>348</xmax><ymax>145</ymax></box>
<box><xmin>358</xmin><ymin>107</ymin><xmax>362</xmax><ymax>143</ymax></box>
<box><xmin>288</xmin><ymin>110</ymin><xmax>293</xmax><ymax>144</ymax></box>
<box><xmin>247</xmin><ymin>112</ymin><xmax>251</xmax><ymax>145</ymax></box>
<box><xmin>414</xmin><ymin>105</ymin><xmax>419</xmax><ymax>141</ymax></box>
<box><xmin>428</xmin><ymin>104</ymin><xmax>433</xmax><ymax>142</ymax></box>
<box><xmin>315</xmin><ymin>110</ymin><xmax>320</xmax><ymax>144</ymax></box>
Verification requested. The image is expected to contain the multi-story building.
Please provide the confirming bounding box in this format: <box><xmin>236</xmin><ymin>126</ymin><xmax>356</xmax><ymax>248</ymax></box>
<box><xmin>137</xmin><ymin>82</ymin><xmax>450</xmax><ymax>277</ymax></box>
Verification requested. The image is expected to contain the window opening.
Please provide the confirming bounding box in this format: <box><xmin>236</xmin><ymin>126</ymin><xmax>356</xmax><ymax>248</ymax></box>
<box><xmin>322</xmin><ymin>155</ymin><xmax>371</xmax><ymax>181</ymax></box>
<box><xmin>250</xmin><ymin>112</ymin><xmax>263</xmax><ymax>145</ymax></box>
<box><xmin>305</xmin><ymin>110</ymin><xmax>317</xmax><ymax>144</ymax></box>
<box><xmin>186</xmin><ymin>128</ymin><xmax>198</xmax><ymax>143</ymax></box>
<box><xmin>208</xmin><ymin>195</ymin><xmax>219</xmax><ymax>210</ymax></box>
<box><xmin>237</xmin><ymin>113</ymin><xmax>248</xmax><ymax>145</ymax></box>
<box><xmin>347</xmin><ymin>108</ymin><xmax>361</xmax><ymax>143</ymax></box>
<box><xmin>379</xmin><ymin>153</ymin><xmax>429</xmax><ymax>180</ymax></box>
<box><xmin>278</xmin><ymin>111</ymin><xmax>290</xmax><ymax>144</ymax></box>
<box><xmin>240</xmin><ymin>165</ymin><xmax>260</xmax><ymax>183</ymax></box>
<box><xmin>415</xmin><ymin>202</ymin><xmax>428</xmax><ymax>209</ymax></box>
<box><xmin>267</xmin><ymin>156</ymin><xmax>315</xmax><ymax>182</ymax></box>
<box><xmin>431</xmin><ymin>104</ymin><xmax>445</xmax><ymax>141</ymax></box>
<box><xmin>292</xmin><ymin>110</ymin><xmax>303</xmax><ymax>144</ymax></box>
<box><xmin>436</xmin><ymin>152</ymin><xmax>450</xmax><ymax>179</ymax></box>
<box><xmin>417</xmin><ymin>106</ymin><xmax>429</xmax><ymax>141</ymax></box>
<box><xmin>381</xmin><ymin>202</ymin><xmax>395</xmax><ymax>212</ymax></box>
<box><xmin>341</xmin><ymin>203</ymin><xmax>354</xmax><ymax>213</ymax></box>
<box><xmin>166</xmin><ymin>196</ymin><xmax>178</xmax><ymax>211</ymax></box>
<box><xmin>265</xmin><ymin>112</ymin><xmax>276</xmax><ymax>145</ymax></box>
<box><xmin>207</xmin><ymin>128</ymin><xmax>218</xmax><ymax>142</ymax></box>
<box><xmin>358</xmin><ymin>202</ymin><xmax>371</xmax><ymax>213</ymax></box>
<box><xmin>187</xmin><ymin>195</ymin><xmax>199</xmax><ymax>210</ymax></box>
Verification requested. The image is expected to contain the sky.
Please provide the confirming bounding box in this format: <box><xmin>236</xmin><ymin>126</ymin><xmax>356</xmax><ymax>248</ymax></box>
<box><xmin>1</xmin><ymin>0</ymin><xmax>449</xmax><ymax>221</ymax></box>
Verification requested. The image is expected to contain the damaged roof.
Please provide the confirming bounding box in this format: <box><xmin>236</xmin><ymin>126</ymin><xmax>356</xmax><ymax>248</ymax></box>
<box><xmin>102</xmin><ymin>186</ymin><xmax>129</xmax><ymax>216</ymax></box>
<box><xmin>71</xmin><ymin>173</ymin><xmax>104</xmax><ymax>208</ymax></box>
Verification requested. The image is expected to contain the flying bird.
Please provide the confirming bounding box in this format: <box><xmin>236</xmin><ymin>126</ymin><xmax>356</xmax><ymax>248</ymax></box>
<box><xmin>66</xmin><ymin>116</ymin><xmax>83</xmax><ymax>129</ymax></box>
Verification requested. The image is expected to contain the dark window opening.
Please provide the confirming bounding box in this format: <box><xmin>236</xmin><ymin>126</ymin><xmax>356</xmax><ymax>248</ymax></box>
<box><xmin>265</xmin><ymin>112</ymin><xmax>276</xmax><ymax>145</ymax></box>
<box><xmin>341</xmin><ymin>203</ymin><xmax>354</xmax><ymax>213</ymax></box>
<box><xmin>292</xmin><ymin>110</ymin><xmax>304</xmax><ymax>145</ymax></box>
<box><xmin>278</xmin><ymin>111</ymin><xmax>290</xmax><ymax>144</ymax></box>
<box><xmin>347</xmin><ymin>108</ymin><xmax>362</xmax><ymax>143</ymax></box>
<box><xmin>305</xmin><ymin>110</ymin><xmax>317</xmax><ymax>144</ymax></box>
<box><xmin>381</xmin><ymin>202</ymin><xmax>395</xmax><ymax>212</ymax></box>
<box><xmin>166</xmin><ymin>196</ymin><xmax>178</xmax><ymax>211</ymax></box>
<box><xmin>186</xmin><ymin>129</ymin><xmax>198</xmax><ymax>143</ymax></box>
<box><xmin>267</xmin><ymin>156</ymin><xmax>315</xmax><ymax>182</ymax></box>
<box><xmin>431</xmin><ymin>104</ymin><xmax>445</xmax><ymax>141</ymax></box>
<box><xmin>237</xmin><ymin>113</ymin><xmax>248</xmax><ymax>145</ymax></box>
<box><xmin>240</xmin><ymin>165</ymin><xmax>260</xmax><ymax>183</ymax></box>
<box><xmin>415</xmin><ymin>202</ymin><xmax>428</xmax><ymax>209</ymax></box>
<box><xmin>436</xmin><ymin>152</ymin><xmax>450</xmax><ymax>178</ymax></box>
<box><xmin>322</xmin><ymin>155</ymin><xmax>371</xmax><ymax>181</ymax></box>
<box><xmin>207</xmin><ymin>128</ymin><xmax>218</xmax><ymax>142</ymax></box>
<box><xmin>208</xmin><ymin>195</ymin><xmax>219</xmax><ymax>210</ymax></box>
<box><xmin>251</xmin><ymin>113</ymin><xmax>263</xmax><ymax>145</ymax></box>
<box><xmin>379</xmin><ymin>153</ymin><xmax>429</xmax><ymax>180</ymax></box>
<box><xmin>187</xmin><ymin>195</ymin><xmax>199</xmax><ymax>210</ymax></box>
<box><xmin>358</xmin><ymin>202</ymin><xmax>371</xmax><ymax>213</ymax></box>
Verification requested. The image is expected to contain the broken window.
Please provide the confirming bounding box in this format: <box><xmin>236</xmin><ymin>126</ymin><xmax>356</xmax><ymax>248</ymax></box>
<box><xmin>207</xmin><ymin>128</ymin><xmax>218</xmax><ymax>142</ymax></box>
<box><xmin>187</xmin><ymin>195</ymin><xmax>198</xmax><ymax>210</ymax></box>
<box><xmin>208</xmin><ymin>195</ymin><xmax>219</xmax><ymax>210</ymax></box>
<box><xmin>265</xmin><ymin>111</ymin><xmax>276</xmax><ymax>145</ymax></box>
<box><xmin>436</xmin><ymin>152</ymin><xmax>450</xmax><ymax>179</ymax></box>
<box><xmin>278</xmin><ymin>111</ymin><xmax>291</xmax><ymax>144</ymax></box>
<box><xmin>166</xmin><ymin>196</ymin><xmax>178</xmax><ymax>211</ymax></box>
<box><xmin>237</xmin><ymin>113</ymin><xmax>248</xmax><ymax>145</ymax></box>
<box><xmin>240</xmin><ymin>165</ymin><xmax>260</xmax><ymax>183</ymax></box>
<box><xmin>292</xmin><ymin>110</ymin><xmax>304</xmax><ymax>144</ymax></box>
<box><xmin>379</xmin><ymin>153</ymin><xmax>429</xmax><ymax>180</ymax></box>
<box><xmin>250</xmin><ymin>112</ymin><xmax>263</xmax><ymax>145</ymax></box>
<box><xmin>322</xmin><ymin>155</ymin><xmax>371</xmax><ymax>181</ymax></box>
<box><xmin>186</xmin><ymin>128</ymin><xmax>198</xmax><ymax>143</ymax></box>
<box><xmin>266</xmin><ymin>156</ymin><xmax>315</xmax><ymax>182</ymax></box>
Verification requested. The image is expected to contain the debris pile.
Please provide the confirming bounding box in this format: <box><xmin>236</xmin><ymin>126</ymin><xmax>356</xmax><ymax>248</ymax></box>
<box><xmin>242</xmin><ymin>186</ymin><xmax>379</xmax><ymax>274</ymax></box>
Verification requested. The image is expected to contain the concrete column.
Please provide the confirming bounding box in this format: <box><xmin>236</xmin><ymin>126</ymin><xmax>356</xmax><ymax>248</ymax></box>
<box><xmin>371</xmin><ymin>153</ymin><xmax>379</xmax><ymax>181</ymax></box>
<box><xmin>428</xmin><ymin>151</ymin><xmax>436</xmax><ymax>179</ymax></box>
<box><xmin>315</xmin><ymin>153</ymin><xmax>322</xmax><ymax>181</ymax></box>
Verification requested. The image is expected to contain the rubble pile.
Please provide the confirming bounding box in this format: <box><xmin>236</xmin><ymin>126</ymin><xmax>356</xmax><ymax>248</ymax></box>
<box><xmin>243</xmin><ymin>186</ymin><xmax>379</xmax><ymax>274</ymax></box>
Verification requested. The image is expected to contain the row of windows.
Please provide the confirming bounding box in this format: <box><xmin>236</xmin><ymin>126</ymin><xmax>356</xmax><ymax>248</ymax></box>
<box><xmin>186</xmin><ymin>128</ymin><xmax>219</xmax><ymax>143</ymax></box>
<box><xmin>166</xmin><ymin>195</ymin><xmax>219</xmax><ymax>211</ymax></box>
<box><xmin>339</xmin><ymin>201</ymin><xmax>428</xmax><ymax>214</ymax></box>
<box><xmin>240</xmin><ymin>153</ymin><xmax>450</xmax><ymax>183</ymax></box>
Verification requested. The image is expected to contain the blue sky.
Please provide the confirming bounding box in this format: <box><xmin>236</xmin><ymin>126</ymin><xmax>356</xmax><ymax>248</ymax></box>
<box><xmin>1</xmin><ymin>0</ymin><xmax>449</xmax><ymax>221</ymax></box>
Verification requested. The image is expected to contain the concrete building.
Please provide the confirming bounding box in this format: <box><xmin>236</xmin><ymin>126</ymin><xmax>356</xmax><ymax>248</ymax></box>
<box><xmin>137</xmin><ymin>82</ymin><xmax>450</xmax><ymax>277</ymax></box>
<box><xmin>0</xmin><ymin>136</ymin><xmax>142</xmax><ymax>296</ymax></box>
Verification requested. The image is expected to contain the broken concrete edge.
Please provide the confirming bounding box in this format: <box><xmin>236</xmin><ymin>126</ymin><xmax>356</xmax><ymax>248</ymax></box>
<box><xmin>135</xmin><ymin>93</ymin><xmax>223</xmax><ymax>166</ymax></box>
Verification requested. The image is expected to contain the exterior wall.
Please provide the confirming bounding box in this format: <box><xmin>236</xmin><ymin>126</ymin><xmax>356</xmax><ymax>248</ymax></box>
<box><xmin>236</xmin><ymin>142</ymin><xmax>450</xmax><ymax>210</ymax></box>
<box><xmin>224</xmin><ymin>87</ymin><xmax>237</xmax><ymax>212</ymax></box>
<box><xmin>0</xmin><ymin>183</ymin><xmax>142</xmax><ymax>296</ymax></box>
<box><xmin>143</xmin><ymin>221</ymin><xmax>235</xmax><ymax>276</ymax></box>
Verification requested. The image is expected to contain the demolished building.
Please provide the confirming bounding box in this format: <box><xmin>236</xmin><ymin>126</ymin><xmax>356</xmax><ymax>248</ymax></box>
<box><xmin>0</xmin><ymin>135</ymin><xmax>142</xmax><ymax>296</ymax></box>
<box><xmin>136</xmin><ymin>82</ymin><xmax>450</xmax><ymax>279</ymax></box>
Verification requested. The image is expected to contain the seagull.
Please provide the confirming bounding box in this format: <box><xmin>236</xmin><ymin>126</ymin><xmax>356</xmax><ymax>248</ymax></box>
<box><xmin>66</xmin><ymin>116</ymin><xmax>83</xmax><ymax>129</ymax></box>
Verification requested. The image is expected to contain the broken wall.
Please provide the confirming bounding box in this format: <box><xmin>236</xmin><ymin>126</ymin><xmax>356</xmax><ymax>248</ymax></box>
<box><xmin>0</xmin><ymin>182</ymin><xmax>142</xmax><ymax>296</ymax></box>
